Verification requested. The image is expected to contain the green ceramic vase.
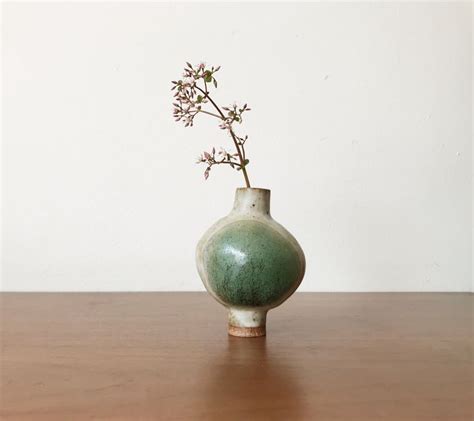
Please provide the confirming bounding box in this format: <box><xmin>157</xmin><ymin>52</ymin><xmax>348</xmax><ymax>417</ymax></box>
<box><xmin>196</xmin><ymin>188</ymin><xmax>306</xmax><ymax>337</ymax></box>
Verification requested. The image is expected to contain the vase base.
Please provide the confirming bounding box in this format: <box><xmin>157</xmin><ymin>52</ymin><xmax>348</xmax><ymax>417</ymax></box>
<box><xmin>228</xmin><ymin>324</ymin><xmax>266</xmax><ymax>338</ymax></box>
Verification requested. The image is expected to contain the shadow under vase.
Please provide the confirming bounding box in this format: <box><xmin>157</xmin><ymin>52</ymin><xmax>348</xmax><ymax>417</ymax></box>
<box><xmin>195</xmin><ymin>335</ymin><xmax>307</xmax><ymax>420</ymax></box>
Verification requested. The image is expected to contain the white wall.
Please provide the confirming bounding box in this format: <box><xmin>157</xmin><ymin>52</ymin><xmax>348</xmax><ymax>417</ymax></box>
<box><xmin>2</xmin><ymin>2</ymin><xmax>472</xmax><ymax>291</ymax></box>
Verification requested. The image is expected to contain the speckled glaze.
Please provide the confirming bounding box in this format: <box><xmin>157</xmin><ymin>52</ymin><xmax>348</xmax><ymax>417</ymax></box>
<box><xmin>196</xmin><ymin>188</ymin><xmax>305</xmax><ymax>337</ymax></box>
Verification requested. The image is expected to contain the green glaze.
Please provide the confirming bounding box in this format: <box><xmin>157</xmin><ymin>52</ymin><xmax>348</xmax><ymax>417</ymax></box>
<box><xmin>203</xmin><ymin>220</ymin><xmax>301</xmax><ymax>307</ymax></box>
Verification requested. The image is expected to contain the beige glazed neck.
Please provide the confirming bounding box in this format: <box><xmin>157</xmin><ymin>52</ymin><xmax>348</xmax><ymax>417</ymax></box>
<box><xmin>232</xmin><ymin>188</ymin><xmax>271</xmax><ymax>216</ymax></box>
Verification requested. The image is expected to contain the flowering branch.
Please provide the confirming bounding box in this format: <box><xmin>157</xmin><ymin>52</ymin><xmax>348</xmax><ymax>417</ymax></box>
<box><xmin>172</xmin><ymin>62</ymin><xmax>252</xmax><ymax>187</ymax></box>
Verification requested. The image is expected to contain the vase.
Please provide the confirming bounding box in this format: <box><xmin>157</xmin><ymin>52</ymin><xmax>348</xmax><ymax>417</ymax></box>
<box><xmin>196</xmin><ymin>188</ymin><xmax>306</xmax><ymax>337</ymax></box>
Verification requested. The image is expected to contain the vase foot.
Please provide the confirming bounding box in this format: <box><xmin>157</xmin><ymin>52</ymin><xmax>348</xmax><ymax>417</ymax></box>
<box><xmin>227</xmin><ymin>308</ymin><xmax>267</xmax><ymax>338</ymax></box>
<box><xmin>228</xmin><ymin>325</ymin><xmax>266</xmax><ymax>337</ymax></box>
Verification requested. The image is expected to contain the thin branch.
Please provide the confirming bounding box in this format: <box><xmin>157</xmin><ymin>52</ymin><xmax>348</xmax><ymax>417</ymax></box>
<box><xmin>212</xmin><ymin>160</ymin><xmax>242</xmax><ymax>168</ymax></box>
<box><xmin>229</xmin><ymin>129</ymin><xmax>251</xmax><ymax>188</ymax></box>
<box><xmin>198</xmin><ymin>109</ymin><xmax>222</xmax><ymax>119</ymax></box>
<box><xmin>195</xmin><ymin>86</ymin><xmax>226</xmax><ymax>119</ymax></box>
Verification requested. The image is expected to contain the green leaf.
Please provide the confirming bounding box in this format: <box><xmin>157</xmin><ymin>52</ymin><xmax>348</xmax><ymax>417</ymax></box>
<box><xmin>213</xmin><ymin>79</ymin><xmax>218</xmax><ymax>88</ymax></box>
<box><xmin>243</xmin><ymin>159</ymin><xmax>249</xmax><ymax>167</ymax></box>
<box><xmin>203</xmin><ymin>71</ymin><xmax>213</xmax><ymax>83</ymax></box>
<box><xmin>197</xmin><ymin>95</ymin><xmax>203</xmax><ymax>103</ymax></box>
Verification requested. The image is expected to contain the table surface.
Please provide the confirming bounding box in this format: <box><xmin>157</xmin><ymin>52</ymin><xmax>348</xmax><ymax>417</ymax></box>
<box><xmin>0</xmin><ymin>292</ymin><xmax>472</xmax><ymax>420</ymax></box>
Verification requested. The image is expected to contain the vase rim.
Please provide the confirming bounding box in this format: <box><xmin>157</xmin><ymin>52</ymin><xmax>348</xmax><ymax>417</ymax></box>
<box><xmin>236</xmin><ymin>187</ymin><xmax>270</xmax><ymax>193</ymax></box>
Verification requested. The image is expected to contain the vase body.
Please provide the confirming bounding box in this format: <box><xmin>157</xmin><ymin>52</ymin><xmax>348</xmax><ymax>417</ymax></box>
<box><xmin>196</xmin><ymin>188</ymin><xmax>305</xmax><ymax>337</ymax></box>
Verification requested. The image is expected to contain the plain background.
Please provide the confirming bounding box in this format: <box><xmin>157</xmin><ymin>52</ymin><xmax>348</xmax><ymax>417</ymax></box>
<box><xmin>2</xmin><ymin>2</ymin><xmax>472</xmax><ymax>292</ymax></box>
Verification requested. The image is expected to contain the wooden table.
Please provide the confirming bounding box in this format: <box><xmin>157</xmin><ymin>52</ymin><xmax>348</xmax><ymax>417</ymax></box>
<box><xmin>0</xmin><ymin>293</ymin><xmax>472</xmax><ymax>420</ymax></box>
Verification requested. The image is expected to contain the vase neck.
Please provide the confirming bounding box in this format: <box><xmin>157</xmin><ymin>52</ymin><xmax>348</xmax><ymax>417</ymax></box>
<box><xmin>232</xmin><ymin>188</ymin><xmax>271</xmax><ymax>216</ymax></box>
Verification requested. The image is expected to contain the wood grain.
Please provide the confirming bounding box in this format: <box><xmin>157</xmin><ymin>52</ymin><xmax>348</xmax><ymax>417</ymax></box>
<box><xmin>0</xmin><ymin>293</ymin><xmax>472</xmax><ymax>420</ymax></box>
